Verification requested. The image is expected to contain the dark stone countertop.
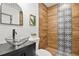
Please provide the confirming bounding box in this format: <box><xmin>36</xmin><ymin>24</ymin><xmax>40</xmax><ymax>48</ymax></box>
<box><xmin>0</xmin><ymin>41</ymin><xmax>35</xmax><ymax>55</ymax></box>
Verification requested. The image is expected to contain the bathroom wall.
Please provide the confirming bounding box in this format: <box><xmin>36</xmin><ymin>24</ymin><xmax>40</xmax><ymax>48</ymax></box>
<box><xmin>39</xmin><ymin>3</ymin><xmax>79</xmax><ymax>56</ymax></box>
<box><xmin>72</xmin><ymin>4</ymin><xmax>79</xmax><ymax>55</ymax></box>
<box><xmin>0</xmin><ymin>3</ymin><xmax>39</xmax><ymax>44</ymax></box>
<box><xmin>39</xmin><ymin>4</ymin><xmax>58</xmax><ymax>55</ymax></box>
<box><xmin>39</xmin><ymin>3</ymin><xmax>48</xmax><ymax>49</ymax></box>
<box><xmin>47</xmin><ymin>5</ymin><xmax>58</xmax><ymax>55</ymax></box>
<box><xmin>57</xmin><ymin>4</ymin><xmax>72</xmax><ymax>56</ymax></box>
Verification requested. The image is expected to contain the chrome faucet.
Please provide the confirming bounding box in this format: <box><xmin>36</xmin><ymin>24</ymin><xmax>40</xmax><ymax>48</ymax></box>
<box><xmin>12</xmin><ymin>29</ymin><xmax>17</xmax><ymax>42</ymax></box>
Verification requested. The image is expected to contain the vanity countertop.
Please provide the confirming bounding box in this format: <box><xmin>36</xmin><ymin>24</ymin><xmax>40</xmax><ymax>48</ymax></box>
<box><xmin>0</xmin><ymin>41</ymin><xmax>35</xmax><ymax>56</ymax></box>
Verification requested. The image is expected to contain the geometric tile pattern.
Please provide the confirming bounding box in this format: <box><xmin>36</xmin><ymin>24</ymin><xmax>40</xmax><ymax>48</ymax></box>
<box><xmin>57</xmin><ymin>3</ymin><xmax>72</xmax><ymax>56</ymax></box>
<box><xmin>57</xmin><ymin>3</ymin><xmax>65</xmax><ymax>56</ymax></box>
<box><xmin>64</xmin><ymin>4</ymin><xmax>72</xmax><ymax>56</ymax></box>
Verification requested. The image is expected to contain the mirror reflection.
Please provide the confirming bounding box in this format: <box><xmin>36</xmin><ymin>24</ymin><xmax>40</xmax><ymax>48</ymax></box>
<box><xmin>0</xmin><ymin>3</ymin><xmax>23</xmax><ymax>26</ymax></box>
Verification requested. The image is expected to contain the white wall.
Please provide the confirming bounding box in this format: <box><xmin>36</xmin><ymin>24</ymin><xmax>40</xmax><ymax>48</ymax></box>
<box><xmin>0</xmin><ymin>3</ymin><xmax>39</xmax><ymax>44</ymax></box>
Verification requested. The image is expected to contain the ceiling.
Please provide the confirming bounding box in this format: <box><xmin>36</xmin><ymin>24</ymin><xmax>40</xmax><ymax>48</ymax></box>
<box><xmin>44</xmin><ymin>3</ymin><xmax>56</xmax><ymax>7</ymax></box>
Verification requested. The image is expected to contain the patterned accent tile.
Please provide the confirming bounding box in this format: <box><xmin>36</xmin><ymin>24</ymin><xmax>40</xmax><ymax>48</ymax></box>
<box><xmin>57</xmin><ymin>3</ymin><xmax>72</xmax><ymax>56</ymax></box>
<box><xmin>58</xmin><ymin>18</ymin><xmax>64</xmax><ymax>22</ymax></box>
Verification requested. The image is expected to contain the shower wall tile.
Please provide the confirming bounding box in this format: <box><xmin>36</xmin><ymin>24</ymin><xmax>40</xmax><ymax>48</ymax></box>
<box><xmin>48</xmin><ymin>4</ymin><xmax>58</xmax><ymax>54</ymax></box>
<box><xmin>57</xmin><ymin>4</ymin><xmax>65</xmax><ymax>55</ymax></box>
<box><xmin>57</xmin><ymin>3</ymin><xmax>72</xmax><ymax>56</ymax></box>
<box><xmin>64</xmin><ymin>4</ymin><xmax>72</xmax><ymax>55</ymax></box>
<box><xmin>39</xmin><ymin>4</ymin><xmax>48</xmax><ymax>49</ymax></box>
<box><xmin>58</xmin><ymin>18</ymin><xmax>64</xmax><ymax>22</ymax></box>
<box><xmin>65</xmin><ymin>35</ymin><xmax>72</xmax><ymax>40</ymax></box>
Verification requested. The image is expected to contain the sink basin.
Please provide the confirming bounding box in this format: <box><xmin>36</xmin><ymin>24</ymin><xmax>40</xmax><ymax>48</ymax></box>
<box><xmin>5</xmin><ymin>37</ymin><xmax>29</xmax><ymax>47</ymax></box>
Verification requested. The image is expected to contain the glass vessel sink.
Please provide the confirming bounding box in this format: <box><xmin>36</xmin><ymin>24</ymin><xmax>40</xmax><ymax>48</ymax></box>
<box><xmin>5</xmin><ymin>37</ymin><xmax>29</xmax><ymax>47</ymax></box>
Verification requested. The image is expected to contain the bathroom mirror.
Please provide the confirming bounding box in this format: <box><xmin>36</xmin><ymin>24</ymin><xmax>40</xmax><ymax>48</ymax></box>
<box><xmin>0</xmin><ymin>3</ymin><xmax>23</xmax><ymax>26</ymax></box>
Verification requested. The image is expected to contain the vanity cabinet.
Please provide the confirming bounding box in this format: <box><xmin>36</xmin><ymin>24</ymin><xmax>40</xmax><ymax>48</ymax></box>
<box><xmin>1</xmin><ymin>43</ymin><xmax>36</xmax><ymax>56</ymax></box>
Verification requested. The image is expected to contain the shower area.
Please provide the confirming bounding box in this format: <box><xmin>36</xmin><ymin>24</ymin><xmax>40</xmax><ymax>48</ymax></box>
<box><xmin>39</xmin><ymin>3</ymin><xmax>79</xmax><ymax>56</ymax></box>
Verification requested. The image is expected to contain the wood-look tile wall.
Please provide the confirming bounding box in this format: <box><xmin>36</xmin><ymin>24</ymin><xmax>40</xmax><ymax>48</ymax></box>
<box><xmin>72</xmin><ymin>4</ymin><xmax>79</xmax><ymax>55</ymax></box>
<box><xmin>48</xmin><ymin>5</ymin><xmax>58</xmax><ymax>50</ymax></box>
<box><xmin>39</xmin><ymin>3</ymin><xmax>79</xmax><ymax>55</ymax></box>
<box><xmin>39</xmin><ymin>4</ymin><xmax>58</xmax><ymax>55</ymax></box>
<box><xmin>39</xmin><ymin>4</ymin><xmax>48</xmax><ymax>49</ymax></box>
